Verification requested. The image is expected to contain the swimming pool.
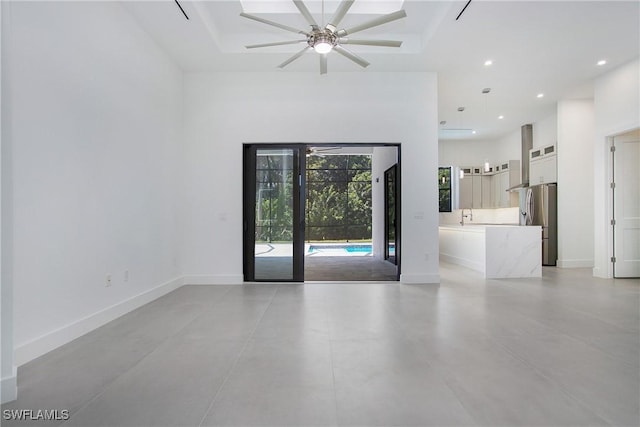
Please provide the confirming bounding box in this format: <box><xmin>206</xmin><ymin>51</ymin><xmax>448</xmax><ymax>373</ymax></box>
<box><xmin>307</xmin><ymin>244</ymin><xmax>395</xmax><ymax>256</ymax></box>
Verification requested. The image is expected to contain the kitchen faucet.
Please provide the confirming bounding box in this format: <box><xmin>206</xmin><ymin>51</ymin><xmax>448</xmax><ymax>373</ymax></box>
<box><xmin>460</xmin><ymin>208</ymin><xmax>473</xmax><ymax>226</ymax></box>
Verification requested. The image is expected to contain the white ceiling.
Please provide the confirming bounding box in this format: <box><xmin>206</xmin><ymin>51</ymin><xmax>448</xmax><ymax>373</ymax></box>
<box><xmin>121</xmin><ymin>0</ymin><xmax>640</xmax><ymax>141</ymax></box>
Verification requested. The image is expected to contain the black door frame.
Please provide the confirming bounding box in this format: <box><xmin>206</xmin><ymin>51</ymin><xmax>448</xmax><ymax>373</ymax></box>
<box><xmin>243</xmin><ymin>144</ymin><xmax>306</xmax><ymax>282</ymax></box>
<box><xmin>243</xmin><ymin>143</ymin><xmax>401</xmax><ymax>282</ymax></box>
<box><xmin>384</xmin><ymin>164</ymin><xmax>399</xmax><ymax>266</ymax></box>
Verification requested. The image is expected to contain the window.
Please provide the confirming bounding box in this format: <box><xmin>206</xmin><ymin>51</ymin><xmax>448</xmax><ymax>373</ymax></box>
<box><xmin>438</xmin><ymin>167</ymin><xmax>452</xmax><ymax>212</ymax></box>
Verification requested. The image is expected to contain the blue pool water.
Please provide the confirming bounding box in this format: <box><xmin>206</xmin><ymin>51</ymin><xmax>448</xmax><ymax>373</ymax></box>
<box><xmin>345</xmin><ymin>245</ymin><xmax>373</xmax><ymax>253</ymax></box>
<box><xmin>307</xmin><ymin>244</ymin><xmax>395</xmax><ymax>255</ymax></box>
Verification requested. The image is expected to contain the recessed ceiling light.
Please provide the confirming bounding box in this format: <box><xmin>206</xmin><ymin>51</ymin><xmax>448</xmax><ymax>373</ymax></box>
<box><xmin>498</xmin><ymin>115</ymin><xmax>504</xmax><ymax>119</ymax></box>
<box><xmin>457</xmin><ymin>107</ymin><xmax>465</xmax><ymax>112</ymax></box>
<box><xmin>537</xmin><ymin>93</ymin><xmax>544</xmax><ymax>98</ymax></box>
<box><xmin>597</xmin><ymin>59</ymin><xmax>607</xmax><ymax>66</ymax></box>
<box><xmin>472</xmin><ymin>130</ymin><xmax>477</xmax><ymax>134</ymax></box>
<box><xmin>482</xmin><ymin>88</ymin><xmax>491</xmax><ymax>94</ymax></box>
<box><xmin>484</xmin><ymin>60</ymin><xmax>493</xmax><ymax>66</ymax></box>
<box><xmin>440</xmin><ymin>120</ymin><xmax>447</xmax><ymax>125</ymax></box>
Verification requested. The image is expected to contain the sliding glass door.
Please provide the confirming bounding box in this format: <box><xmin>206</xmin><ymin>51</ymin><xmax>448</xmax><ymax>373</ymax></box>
<box><xmin>384</xmin><ymin>164</ymin><xmax>398</xmax><ymax>265</ymax></box>
<box><xmin>244</xmin><ymin>143</ymin><xmax>401</xmax><ymax>282</ymax></box>
<box><xmin>243</xmin><ymin>145</ymin><xmax>305</xmax><ymax>281</ymax></box>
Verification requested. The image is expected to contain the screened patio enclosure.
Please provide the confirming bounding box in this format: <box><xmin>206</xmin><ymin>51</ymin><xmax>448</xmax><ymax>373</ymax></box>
<box><xmin>243</xmin><ymin>144</ymin><xmax>400</xmax><ymax>282</ymax></box>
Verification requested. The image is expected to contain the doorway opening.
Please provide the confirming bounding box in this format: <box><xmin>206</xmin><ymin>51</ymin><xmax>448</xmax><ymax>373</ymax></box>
<box><xmin>243</xmin><ymin>143</ymin><xmax>400</xmax><ymax>282</ymax></box>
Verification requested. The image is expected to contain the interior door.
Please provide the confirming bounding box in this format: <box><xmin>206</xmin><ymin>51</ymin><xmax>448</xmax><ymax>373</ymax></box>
<box><xmin>243</xmin><ymin>145</ymin><xmax>305</xmax><ymax>281</ymax></box>
<box><xmin>613</xmin><ymin>130</ymin><xmax>640</xmax><ymax>278</ymax></box>
<box><xmin>384</xmin><ymin>165</ymin><xmax>397</xmax><ymax>264</ymax></box>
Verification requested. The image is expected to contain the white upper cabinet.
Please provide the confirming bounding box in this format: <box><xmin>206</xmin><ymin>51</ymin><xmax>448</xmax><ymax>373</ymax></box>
<box><xmin>529</xmin><ymin>144</ymin><xmax>557</xmax><ymax>184</ymax></box>
<box><xmin>457</xmin><ymin>161</ymin><xmax>520</xmax><ymax>208</ymax></box>
<box><xmin>458</xmin><ymin>166</ymin><xmax>484</xmax><ymax>209</ymax></box>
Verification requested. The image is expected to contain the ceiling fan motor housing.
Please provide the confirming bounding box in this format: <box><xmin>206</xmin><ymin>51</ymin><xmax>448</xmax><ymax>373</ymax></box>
<box><xmin>308</xmin><ymin>30</ymin><xmax>337</xmax><ymax>52</ymax></box>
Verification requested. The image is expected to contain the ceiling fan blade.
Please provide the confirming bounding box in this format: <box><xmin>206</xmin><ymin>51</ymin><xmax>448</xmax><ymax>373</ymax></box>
<box><xmin>240</xmin><ymin>12</ymin><xmax>309</xmax><ymax>35</ymax></box>
<box><xmin>337</xmin><ymin>10</ymin><xmax>407</xmax><ymax>37</ymax></box>
<box><xmin>333</xmin><ymin>45</ymin><xmax>370</xmax><ymax>68</ymax></box>
<box><xmin>327</xmin><ymin>0</ymin><xmax>355</xmax><ymax>30</ymax></box>
<box><xmin>246</xmin><ymin>40</ymin><xmax>307</xmax><ymax>49</ymax></box>
<box><xmin>339</xmin><ymin>39</ymin><xmax>402</xmax><ymax>47</ymax></box>
<box><xmin>320</xmin><ymin>54</ymin><xmax>328</xmax><ymax>75</ymax></box>
<box><xmin>293</xmin><ymin>0</ymin><xmax>319</xmax><ymax>30</ymax></box>
<box><xmin>278</xmin><ymin>46</ymin><xmax>313</xmax><ymax>68</ymax></box>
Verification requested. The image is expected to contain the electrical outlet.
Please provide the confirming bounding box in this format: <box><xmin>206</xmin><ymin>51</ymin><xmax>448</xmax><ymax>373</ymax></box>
<box><xmin>124</xmin><ymin>270</ymin><xmax>129</xmax><ymax>282</ymax></box>
<box><xmin>105</xmin><ymin>274</ymin><xmax>112</xmax><ymax>287</ymax></box>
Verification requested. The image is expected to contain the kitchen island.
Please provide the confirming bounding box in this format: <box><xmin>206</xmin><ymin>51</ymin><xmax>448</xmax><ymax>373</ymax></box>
<box><xmin>439</xmin><ymin>224</ymin><xmax>541</xmax><ymax>278</ymax></box>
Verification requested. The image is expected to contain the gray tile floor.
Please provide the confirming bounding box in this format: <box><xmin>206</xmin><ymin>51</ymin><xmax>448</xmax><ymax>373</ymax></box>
<box><xmin>2</xmin><ymin>264</ymin><xmax>639</xmax><ymax>427</ymax></box>
<box><xmin>254</xmin><ymin>256</ymin><xmax>398</xmax><ymax>281</ymax></box>
<box><xmin>305</xmin><ymin>256</ymin><xmax>398</xmax><ymax>281</ymax></box>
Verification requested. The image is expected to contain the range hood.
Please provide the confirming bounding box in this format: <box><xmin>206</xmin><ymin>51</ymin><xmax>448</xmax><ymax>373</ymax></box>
<box><xmin>507</xmin><ymin>124</ymin><xmax>533</xmax><ymax>191</ymax></box>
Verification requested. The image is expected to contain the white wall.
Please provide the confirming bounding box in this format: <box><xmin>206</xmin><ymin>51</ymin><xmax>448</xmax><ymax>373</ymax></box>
<box><xmin>438</xmin><ymin>139</ymin><xmax>502</xmax><ymax>167</ymax></box>
<box><xmin>493</xmin><ymin>113</ymin><xmax>557</xmax><ymax>159</ymax></box>
<box><xmin>531</xmin><ymin>113</ymin><xmax>558</xmax><ymax>149</ymax></box>
<box><xmin>371</xmin><ymin>147</ymin><xmax>397</xmax><ymax>260</ymax></box>
<box><xmin>557</xmin><ymin>100</ymin><xmax>595</xmax><ymax>268</ymax></box>
<box><xmin>1</xmin><ymin>0</ymin><xmax>17</xmax><ymax>404</ymax></box>
<box><xmin>494</xmin><ymin>129</ymin><xmax>521</xmax><ymax>161</ymax></box>
<box><xmin>182</xmin><ymin>72</ymin><xmax>440</xmax><ymax>284</ymax></box>
<box><xmin>438</xmin><ymin>111</ymin><xmax>557</xmax><ymax>169</ymax></box>
<box><xmin>5</xmin><ymin>1</ymin><xmax>184</xmax><ymax>365</ymax></box>
<box><xmin>593</xmin><ymin>58</ymin><xmax>640</xmax><ymax>277</ymax></box>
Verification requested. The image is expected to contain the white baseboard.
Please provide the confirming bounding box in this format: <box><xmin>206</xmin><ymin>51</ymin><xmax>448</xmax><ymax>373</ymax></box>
<box><xmin>557</xmin><ymin>259</ymin><xmax>594</xmax><ymax>268</ymax></box>
<box><xmin>592</xmin><ymin>266</ymin><xmax>611</xmax><ymax>279</ymax></box>
<box><xmin>14</xmin><ymin>276</ymin><xmax>183</xmax><ymax>366</ymax></box>
<box><xmin>400</xmin><ymin>273</ymin><xmax>440</xmax><ymax>284</ymax></box>
<box><xmin>1</xmin><ymin>368</ymin><xmax>17</xmax><ymax>404</ymax></box>
<box><xmin>182</xmin><ymin>274</ymin><xmax>243</xmax><ymax>285</ymax></box>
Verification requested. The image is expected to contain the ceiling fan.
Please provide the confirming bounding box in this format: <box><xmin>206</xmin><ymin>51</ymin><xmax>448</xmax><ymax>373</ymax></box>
<box><xmin>240</xmin><ymin>0</ymin><xmax>407</xmax><ymax>74</ymax></box>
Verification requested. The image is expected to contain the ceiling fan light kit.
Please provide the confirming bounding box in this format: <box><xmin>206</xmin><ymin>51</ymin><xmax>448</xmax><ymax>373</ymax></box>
<box><xmin>310</xmin><ymin>32</ymin><xmax>336</xmax><ymax>54</ymax></box>
<box><xmin>241</xmin><ymin>0</ymin><xmax>406</xmax><ymax>74</ymax></box>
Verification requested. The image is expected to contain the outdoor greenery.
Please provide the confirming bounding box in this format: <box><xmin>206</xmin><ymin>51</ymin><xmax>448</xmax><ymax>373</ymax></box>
<box><xmin>306</xmin><ymin>155</ymin><xmax>372</xmax><ymax>241</ymax></box>
<box><xmin>438</xmin><ymin>166</ymin><xmax>452</xmax><ymax>212</ymax></box>
<box><xmin>255</xmin><ymin>152</ymin><xmax>295</xmax><ymax>242</ymax></box>
<box><xmin>254</xmin><ymin>152</ymin><xmax>372</xmax><ymax>243</ymax></box>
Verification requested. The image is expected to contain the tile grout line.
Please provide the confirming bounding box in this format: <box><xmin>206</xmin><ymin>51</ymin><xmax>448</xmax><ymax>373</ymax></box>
<box><xmin>394</xmin><ymin>290</ymin><xmax>484</xmax><ymax>427</ymax></box>
<box><xmin>196</xmin><ymin>285</ymin><xmax>279</xmax><ymax>427</ymax></box>
<box><xmin>325</xmin><ymin>293</ymin><xmax>341</xmax><ymax>427</ymax></box>
<box><xmin>58</xmin><ymin>286</ymin><xmax>235</xmax><ymax>427</ymax></box>
<box><xmin>491</xmin><ymin>272</ymin><xmax>639</xmax><ymax>335</ymax></box>
<box><xmin>488</xmin><ymin>334</ymin><xmax>616</xmax><ymax>426</ymax></box>
<box><xmin>491</xmin><ymin>292</ymin><xmax>640</xmax><ymax>370</ymax></box>
<box><xmin>429</xmin><ymin>364</ymin><xmax>486</xmax><ymax>427</ymax></box>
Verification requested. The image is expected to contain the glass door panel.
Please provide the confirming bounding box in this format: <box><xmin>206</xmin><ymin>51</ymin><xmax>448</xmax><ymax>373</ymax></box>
<box><xmin>384</xmin><ymin>165</ymin><xmax>397</xmax><ymax>264</ymax></box>
<box><xmin>244</xmin><ymin>145</ymin><xmax>304</xmax><ymax>282</ymax></box>
<box><xmin>254</xmin><ymin>148</ymin><xmax>295</xmax><ymax>280</ymax></box>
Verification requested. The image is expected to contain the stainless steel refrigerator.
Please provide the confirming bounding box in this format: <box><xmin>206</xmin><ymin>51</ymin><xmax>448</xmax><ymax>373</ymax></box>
<box><xmin>524</xmin><ymin>184</ymin><xmax>557</xmax><ymax>266</ymax></box>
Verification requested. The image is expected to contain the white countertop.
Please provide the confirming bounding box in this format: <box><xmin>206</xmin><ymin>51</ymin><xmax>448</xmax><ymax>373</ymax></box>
<box><xmin>439</xmin><ymin>224</ymin><xmax>523</xmax><ymax>231</ymax></box>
